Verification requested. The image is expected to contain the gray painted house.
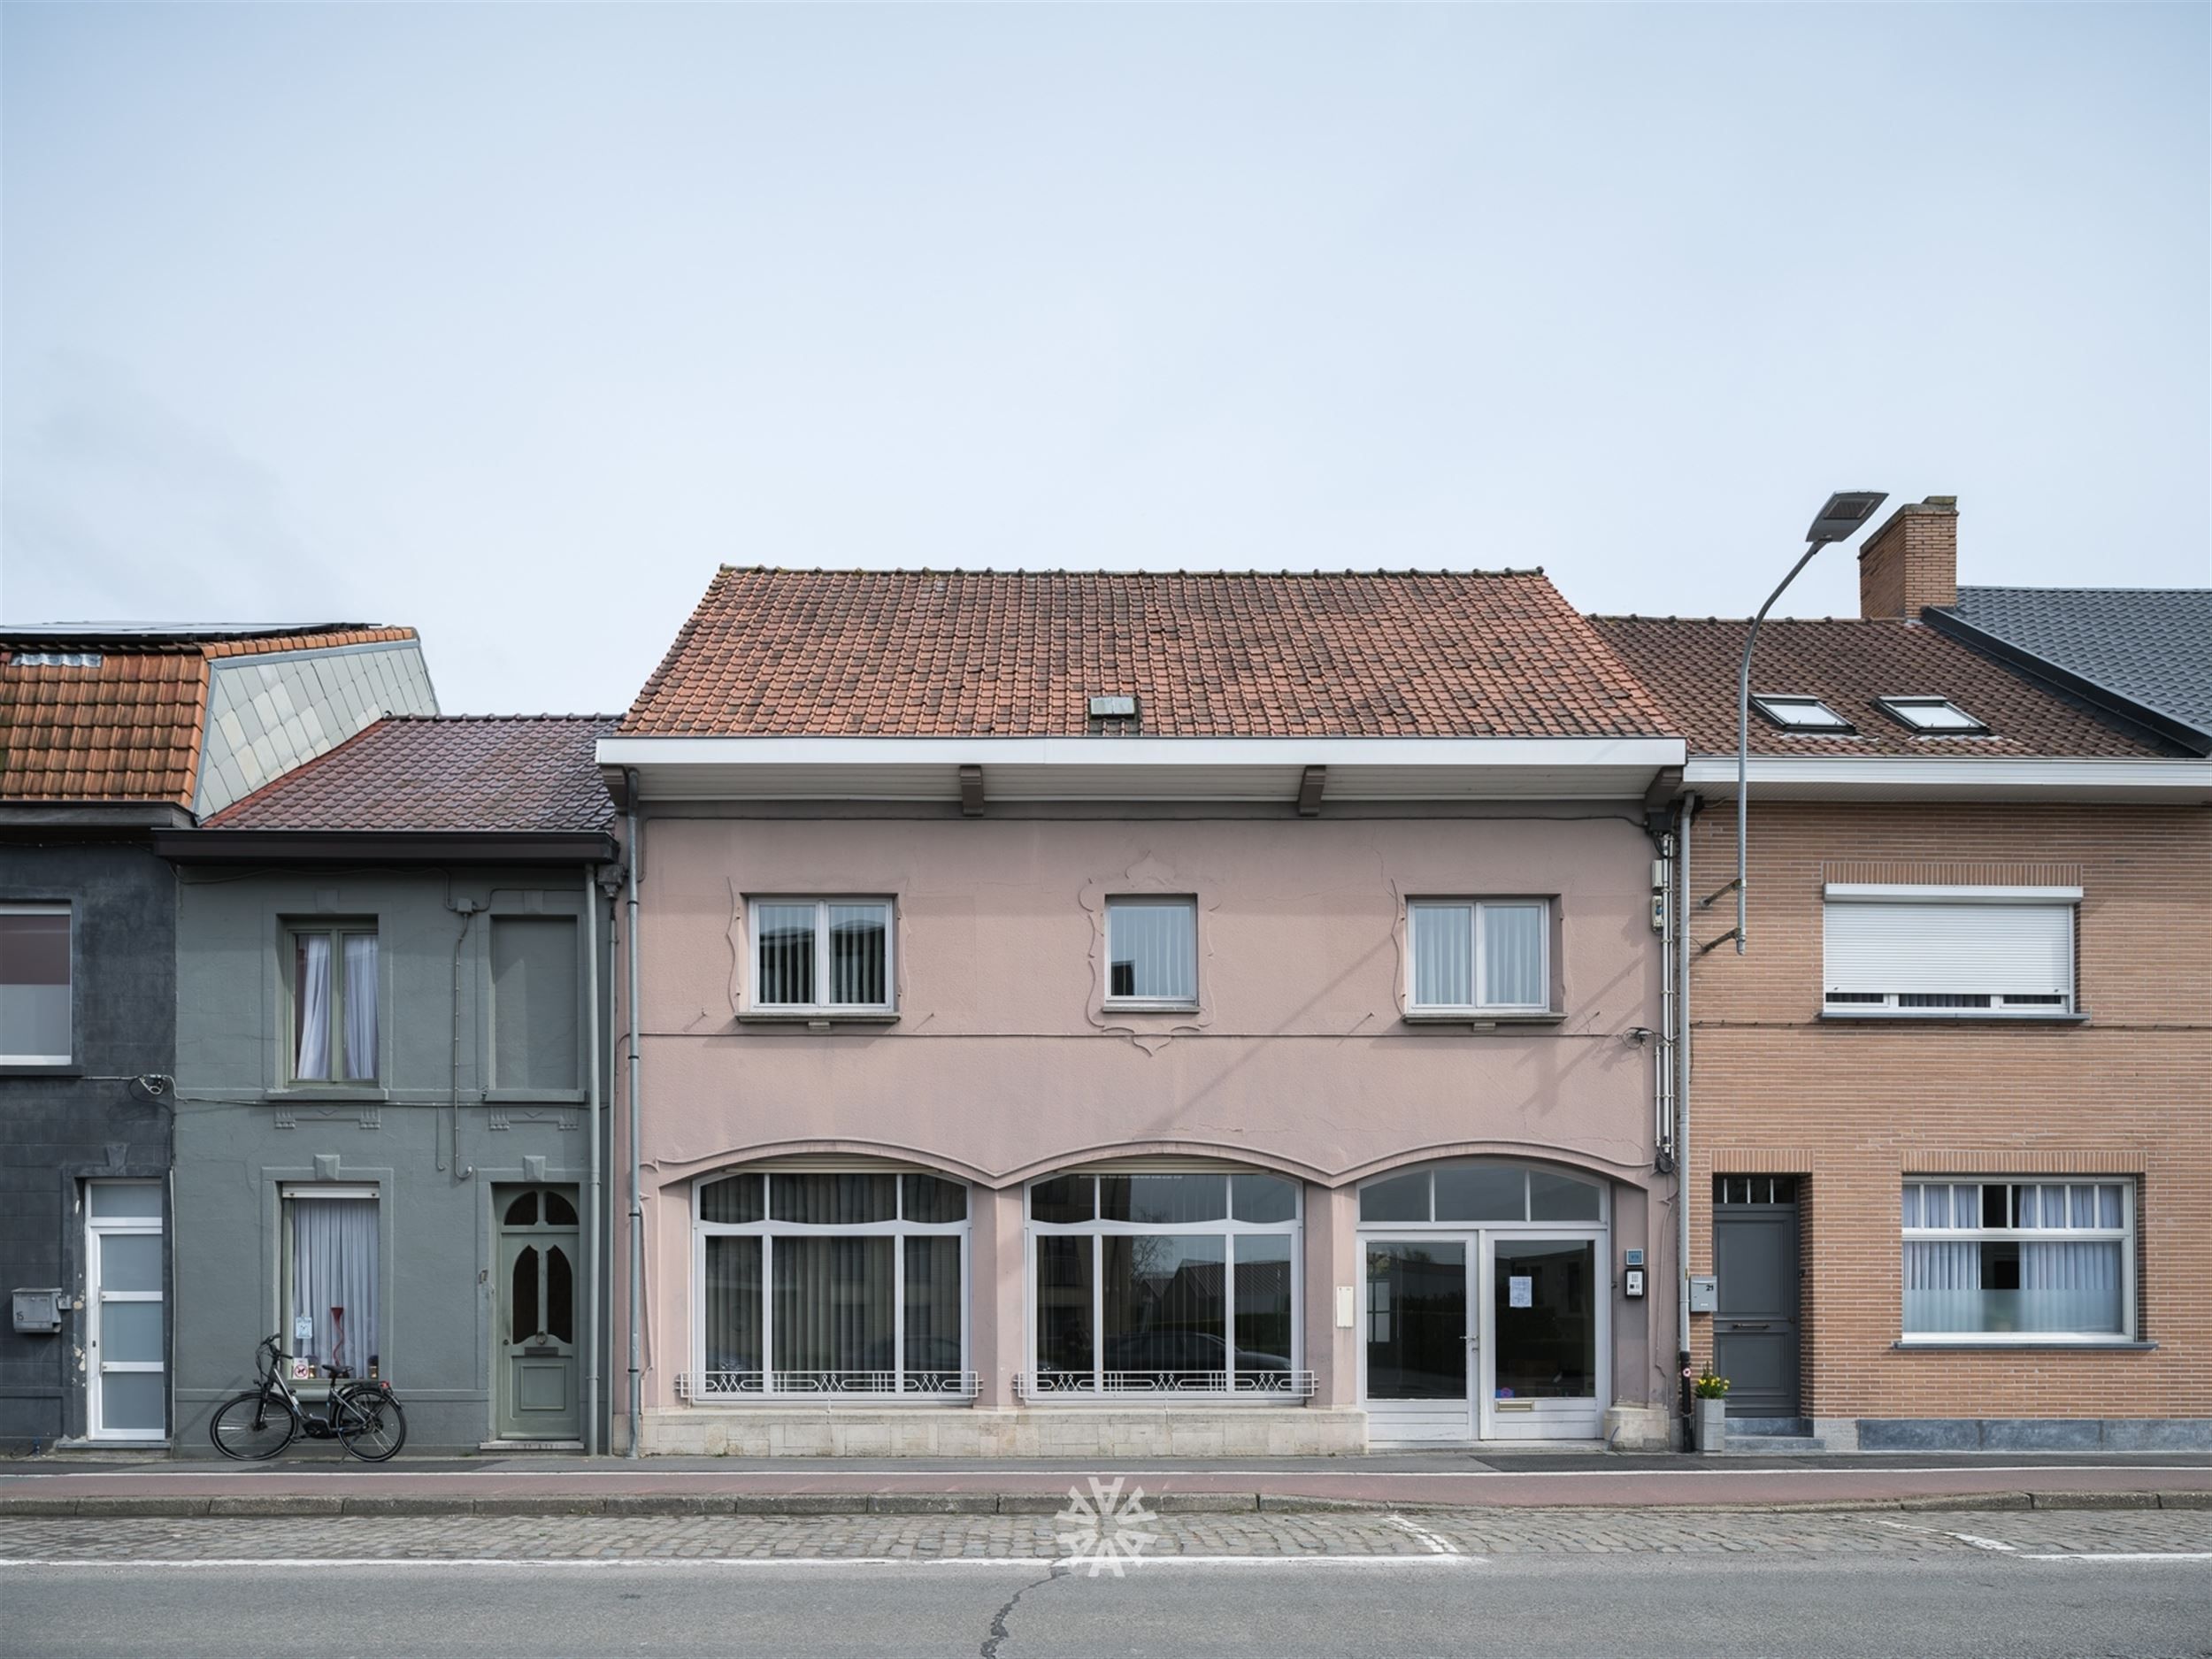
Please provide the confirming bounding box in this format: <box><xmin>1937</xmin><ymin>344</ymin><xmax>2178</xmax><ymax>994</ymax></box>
<box><xmin>1</xmin><ymin>624</ymin><xmax>435</xmax><ymax>1449</ymax></box>
<box><xmin>157</xmin><ymin>716</ymin><xmax>619</xmax><ymax>1453</ymax></box>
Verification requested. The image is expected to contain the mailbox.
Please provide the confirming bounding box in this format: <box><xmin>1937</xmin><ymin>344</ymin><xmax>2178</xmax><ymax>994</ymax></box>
<box><xmin>12</xmin><ymin>1288</ymin><xmax>65</xmax><ymax>1334</ymax></box>
<box><xmin>1688</xmin><ymin>1275</ymin><xmax>1718</xmax><ymax>1314</ymax></box>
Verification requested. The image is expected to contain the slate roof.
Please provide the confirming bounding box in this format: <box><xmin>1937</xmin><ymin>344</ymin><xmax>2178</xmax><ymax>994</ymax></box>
<box><xmin>1938</xmin><ymin>587</ymin><xmax>2212</xmax><ymax>742</ymax></box>
<box><xmin>1588</xmin><ymin>616</ymin><xmax>2168</xmax><ymax>759</ymax></box>
<box><xmin>2</xmin><ymin>626</ymin><xmax>419</xmax><ymax>803</ymax></box>
<box><xmin>621</xmin><ymin>569</ymin><xmax>1672</xmax><ymax>739</ymax></box>
<box><xmin>206</xmin><ymin>716</ymin><xmax>620</xmax><ymax>833</ymax></box>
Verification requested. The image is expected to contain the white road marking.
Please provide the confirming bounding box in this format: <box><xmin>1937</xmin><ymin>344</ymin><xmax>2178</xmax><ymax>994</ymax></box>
<box><xmin>0</xmin><ymin>1554</ymin><xmax>1483</xmax><ymax>1571</ymax></box>
<box><xmin>1874</xmin><ymin>1518</ymin><xmax>2020</xmax><ymax>1554</ymax></box>
<box><xmin>2019</xmin><ymin>1553</ymin><xmax>2212</xmax><ymax>1563</ymax></box>
<box><xmin>1385</xmin><ymin>1513</ymin><xmax>1459</xmax><ymax>1555</ymax></box>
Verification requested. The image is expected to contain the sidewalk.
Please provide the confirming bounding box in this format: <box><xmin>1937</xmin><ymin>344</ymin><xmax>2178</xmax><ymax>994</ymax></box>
<box><xmin>4</xmin><ymin>1450</ymin><xmax>2205</xmax><ymax>1517</ymax></box>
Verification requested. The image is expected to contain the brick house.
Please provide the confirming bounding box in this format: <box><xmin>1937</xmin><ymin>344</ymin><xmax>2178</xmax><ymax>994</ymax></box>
<box><xmin>1594</xmin><ymin>500</ymin><xmax>2211</xmax><ymax>1451</ymax></box>
<box><xmin>599</xmin><ymin>570</ymin><xmax>1687</xmax><ymax>1455</ymax></box>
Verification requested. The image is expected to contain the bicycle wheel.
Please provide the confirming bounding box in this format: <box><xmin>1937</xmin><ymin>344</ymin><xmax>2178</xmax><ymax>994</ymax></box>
<box><xmin>335</xmin><ymin>1386</ymin><xmax>407</xmax><ymax>1462</ymax></box>
<box><xmin>209</xmin><ymin>1391</ymin><xmax>297</xmax><ymax>1460</ymax></box>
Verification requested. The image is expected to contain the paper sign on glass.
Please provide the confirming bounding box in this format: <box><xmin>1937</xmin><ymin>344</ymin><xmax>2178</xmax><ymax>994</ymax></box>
<box><xmin>1508</xmin><ymin>1275</ymin><xmax>1533</xmax><ymax>1309</ymax></box>
<box><xmin>295</xmin><ymin>1315</ymin><xmax>314</xmax><ymax>1343</ymax></box>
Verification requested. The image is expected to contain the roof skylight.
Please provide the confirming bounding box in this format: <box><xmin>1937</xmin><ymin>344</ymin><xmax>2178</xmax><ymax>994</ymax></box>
<box><xmin>1750</xmin><ymin>694</ymin><xmax>1855</xmax><ymax>733</ymax></box>
<box><xmin>1878</xmin><ymin>696</ymin><xmax>1989</xmax><ymax>735</ymax></box>
<box><xmin>8</xmin><ymin>652</ymin><xmax>103</xmax><ymax>668</ymax></box>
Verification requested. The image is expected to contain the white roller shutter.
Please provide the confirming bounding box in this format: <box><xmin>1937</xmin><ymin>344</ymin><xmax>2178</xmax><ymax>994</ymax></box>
<box><xmin>1824</xmin><ymin>898</ymin><xmax>2074</xmax><ymax>998</ymax></box>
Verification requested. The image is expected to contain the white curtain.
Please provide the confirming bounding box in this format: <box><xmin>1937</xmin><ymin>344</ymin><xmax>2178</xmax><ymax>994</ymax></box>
<box><xmin>2021</xmin><ymin>1241</ymin><xmax>2123</xmax><ymax>1333</ymax></box>
<box><xmin>294</xmin><ymin>935</ymin><xmax>332</xmax><ymax>1080</ymax></box>
<box><xmin>290</xmin><ymin>1196</ymin><xmax>379</xmax><ymax>1377</ymax></box>
<box><xmin>1480</xmin><ymin>903</ymin><xmax>1547</xmax><ymax>1008</ymax></box>
<box><xmin>1412</xmin><ymin>904</ymin><xmax>1473</xmax><ymax>1006</ymax></box>
<box><xmin>342</xmin><ymin>934</ymin><xmax>378</xmax><ymax>1080</ymax></box>
<box><xmin>1903</xmin><ymin>1240</ymin><xmax>1981</xmax><ymax>1333</ymax></box>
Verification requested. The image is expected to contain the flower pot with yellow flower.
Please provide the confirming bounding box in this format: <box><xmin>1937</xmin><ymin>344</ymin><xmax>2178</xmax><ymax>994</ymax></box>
<box><xmin>1690</xmin><ymin>1365</ymin><xmax>1730</xmax><ymax>1454</ymax></box>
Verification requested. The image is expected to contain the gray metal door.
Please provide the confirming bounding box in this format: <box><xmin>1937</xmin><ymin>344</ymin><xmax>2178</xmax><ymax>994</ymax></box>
<box><xmin>495</xmin><ymin>1186</ymin><xmax>580</xmax><ymax>1442</ymax></box>
<box><xmin>1712</xmin><ymin>1180</ymin><xmax>1800</xmax><ymax>1418</ymax></box>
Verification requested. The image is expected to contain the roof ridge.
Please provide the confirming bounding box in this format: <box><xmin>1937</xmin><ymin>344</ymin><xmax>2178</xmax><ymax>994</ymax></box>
<box><xmin>711</xmin><ymin>565</ymin><xmax>1554</xmax><ymax>579</ymax></box>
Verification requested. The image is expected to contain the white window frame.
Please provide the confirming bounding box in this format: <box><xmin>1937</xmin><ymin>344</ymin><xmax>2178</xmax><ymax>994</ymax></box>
<box><xmin>1102</xmin><ymin>896</ymin><xmax>1200</xmax><ymax>1010</ymax></box>
<box><xmin>1750</xmin><ymin>693</ymin><xmax>1855</xmax><ymax>733</ymax></box>
<box><xmin>284</xmin><ymin>919</ymin><xmax>380</xmax><ymax>1085</ymax></box>
<box><xmin>1023</xmin><ymin>1167</ymin><xmax>1307</xmax><ymax>1402</ymax></box>
<box><xmin>1900</xmin><ymin>1178</ymin><xmax>2137</xmax><ymax>1345</ymax></box>
<box><xmin>1406</xmin><ymin>899</ymin><xmax>1552</xmax><ymax>1014</ymax></box>
<box><xmin>744</xmin><ymin>897</ymin><xmax>895</xmax><ymax>1014</ymax></box>
<box><xmin>688</xmin><ymin>1167</ymin><xmax>972</xmax><ymax>1400</ymax></box>
<box><xmin>84</xmin><ymin>1180</ymin><xmax>165</xmax><ymax>1442</ymax></box>
<box><xmin>1</xmin><ymin>902</ymin><xmax>73</xmax><ymax>1064</ymax></box>
<box><xmin>1877</xmin><ymin>695</ymin><xmax>1989</xmax><ymax>735</ymax></box>
<box><xmin>1822</xmin><ymin>884</ymin><xmax>2078</xmax><ymax>1016</ymax></box>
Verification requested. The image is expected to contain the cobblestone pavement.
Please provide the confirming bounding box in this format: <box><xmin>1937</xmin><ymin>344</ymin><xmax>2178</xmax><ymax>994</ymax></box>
<box><xmin>3</xmin><ymin>1507</ymin><xmax>2204</xmax><ymax>1563</ymax></box>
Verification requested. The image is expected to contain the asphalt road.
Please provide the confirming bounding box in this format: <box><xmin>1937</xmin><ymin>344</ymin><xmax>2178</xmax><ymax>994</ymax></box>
<box><xmin>6</xmin><ymin>1552</ymin><xmax>2209</xmax><ymax>1658</ymax></box>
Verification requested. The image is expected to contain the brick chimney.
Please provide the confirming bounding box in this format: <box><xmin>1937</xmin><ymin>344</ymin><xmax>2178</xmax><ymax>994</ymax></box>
<box><xmin>1858</xmin><ymin>495</ymin><xmax>1958</xmax><ymax>619</ymax></box>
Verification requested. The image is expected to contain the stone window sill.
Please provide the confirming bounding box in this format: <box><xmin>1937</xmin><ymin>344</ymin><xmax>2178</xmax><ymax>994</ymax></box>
<box><xmin>0</xmin><ymin>1063</ymin><xmax>82</xmax><ymax>1077</ymax></box>
<box><xmin>1102</xmin><ymin>1002</ymin><xmax>1202</xmax><ymax>1016</ymax></box>
<box><xmin>1893</xmin><ymin>1340</ymin><xmax>2156</xmax><ymax>1352</ymax></box>
<box><xmin>483</xmin><ymin>1087</ymin><xmax>589</xmax><ymax>1104</ymax></box>
<box><xmin>1821</xmin><ymin>1009</ymin><xmax>2089</xmax><ymax>1025</ymax></box>
<box><xmin>263</xmin><ymin>1087</ymin><xmax>390</xmax><ymax>1103</ymax></box>
<box><xmin>1401</xmin><ymin>1010</ymin><xmax>1565</xmax><ymax>1029</ymax></box>
<box><xmin>734</xmin><ymin>1011</ymin><xmax>901</xmax><ymax>1027</ymax></box>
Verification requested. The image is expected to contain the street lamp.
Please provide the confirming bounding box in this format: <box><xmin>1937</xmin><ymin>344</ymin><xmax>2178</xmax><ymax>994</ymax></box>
<box><xmin>1729</xmin><ymin>490</ymin><xmax>1888</xmax><ymax>954</ymax></box>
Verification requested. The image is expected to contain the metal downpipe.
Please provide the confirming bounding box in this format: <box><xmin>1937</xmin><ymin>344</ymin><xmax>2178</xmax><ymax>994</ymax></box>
<box><xmin>1677</xmin><ymin>791</ymin><xmax>1696</xmax><ymax>1442</ymax></box>
<box><xmin>625</xmin><ymin>771</ymin><xmax>644</xmax><ymax>1458</ymax></box>
<box><xmin>583</xmin><ymin>865</ymin><xmax>603</xmax><ymax>1458</ymax></box>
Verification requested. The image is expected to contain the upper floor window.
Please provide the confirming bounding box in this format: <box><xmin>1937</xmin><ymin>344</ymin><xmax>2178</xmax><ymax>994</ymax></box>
<box><xmin>1105</xmin><ymin>897</ymin><xmax>1196</xmax><ymax>1007</ymax></box>
<box><xmin>491</xmin><ymin>917</ymin><xmax>579</xmax><ymax>1090</ymax></box>
<box><xmin>291</xmin><ymin>923</ymin><xmax>378</xmax><ymax>1083</ymax></box>
<box><xmin>1823</xmin><ymin>886</ymin><xmax>2075</xmax><ymax>1015</ymax></box>
<box><xmin>1</xmin><ymin>903</ymin><xmax>72</xmax><ymax>1064</ymax></box>
<box><xmin>1902</xmin><ymin>1179</ymin><xmax>2132</xmax><ymax>1341</ymax></box>
<box><xmin>1751</xmin><ymin>694</ymin><xmax>1855</xmax><ymax>733</ymax></box>
<box><xmin>1408</xmin><ymin>900</ymin><xmax>1548</xmax><ymax>1012</ymax></box>
<box><xmin>750</xmin><ymin>899</ymin><xmax>893</xmax><ymax>1013</ymax></box>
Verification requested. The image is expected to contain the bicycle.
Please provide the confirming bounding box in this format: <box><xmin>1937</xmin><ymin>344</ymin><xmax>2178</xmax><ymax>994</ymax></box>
<box><xmin>209</xmin><ymin>1334</ymin><xmax>408</xmax><ymax>1462</ymax></box>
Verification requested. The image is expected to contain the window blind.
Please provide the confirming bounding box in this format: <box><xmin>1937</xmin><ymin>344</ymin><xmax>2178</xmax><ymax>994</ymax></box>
<box><xmin>1824</xmin><ymin>900</ymin><xmax>2073</xmax><ymax>998</ymax></box>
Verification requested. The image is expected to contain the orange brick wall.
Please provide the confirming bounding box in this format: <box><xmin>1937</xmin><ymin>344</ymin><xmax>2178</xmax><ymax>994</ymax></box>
<box><xmin>1681</xmin><ymin>799</ymin><xmax>2211</xmax><ymax>1420</ymax></box>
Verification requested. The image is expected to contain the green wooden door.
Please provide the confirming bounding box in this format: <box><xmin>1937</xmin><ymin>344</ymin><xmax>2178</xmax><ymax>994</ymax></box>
<box><xmin>495</xmin><ymin>1187</ymin><xmax>580</xmax><ymax>1442</ymax></box>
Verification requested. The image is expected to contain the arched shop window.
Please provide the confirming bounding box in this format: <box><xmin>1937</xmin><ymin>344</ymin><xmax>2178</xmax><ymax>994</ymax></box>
<box><xmin>1358</xmin><ymin>1164</ymin><xmax>1604</xmax><ymax>1225</ymax></box>
<box><xmin>690</xmin><ymin>1169</ymin><xmax>972</xmax><ymax>1399</ymax></box>
<box><xmin>1028</xmin><ymin>1169</ymin><xmax>1308</xmax><ymax>1398</ymax></box>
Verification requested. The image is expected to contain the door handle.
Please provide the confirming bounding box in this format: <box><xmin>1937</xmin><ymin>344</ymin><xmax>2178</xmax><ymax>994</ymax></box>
<box><xmin>1724</xmin><ymin>1321</ymin><xmax>1771</xmax><ymax>1330</ymax></box>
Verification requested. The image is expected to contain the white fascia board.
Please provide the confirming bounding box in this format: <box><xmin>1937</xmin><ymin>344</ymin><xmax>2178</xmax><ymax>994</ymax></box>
<box><xmin>1681</xmin><ymin>756</ymin><xmax>2212</xmax><ymax>800</ymax></box>
<box><xmin>601</xmin><ymin>735</ymin><xmax>1685</xmax><ymax>771</ymax></box>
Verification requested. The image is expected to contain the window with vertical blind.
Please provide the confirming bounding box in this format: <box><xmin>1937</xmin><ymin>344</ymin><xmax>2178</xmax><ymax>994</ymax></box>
<box><xmin>1105</xmin><ymin>898</ymin><xmax>1198</xmax><ymax>1006</ymax></box>
<box><xmin>1407</xmin><ymin>900</ymin><xmax>1549</xmax><ymax>1012</ymax></box>
<box><xmin>1</xmin><ymin>904</ymin><xmax>72</xmax><ymax>1064</ymax></box>
<box><xmin>689</xmin><ymin>1169</ymin><xmax>971</xmax><ymax>1398</ymax></box>
<box><xmin>1822</xmin><ymin>886</ymin><xmax>2078</xmax><ymax>1014</ymax></box>
<box><xmin>748</xmin><ymin>899</ymin><xmax>894</xmax><ymax>1013</ymax></box>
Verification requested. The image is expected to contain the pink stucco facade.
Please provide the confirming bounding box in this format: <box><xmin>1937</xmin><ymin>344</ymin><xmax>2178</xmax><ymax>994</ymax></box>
<box><xmin>614</xmin><ymin>806</ymin><xmax>1678</xmax><ymax>1455</ymax></box>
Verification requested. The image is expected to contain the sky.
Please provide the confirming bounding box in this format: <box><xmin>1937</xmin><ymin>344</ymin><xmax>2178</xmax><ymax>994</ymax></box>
<box><xmin>4</xmin><ymin>3</ymin><xmax>2206</xmax><ymax>716</ymax></box>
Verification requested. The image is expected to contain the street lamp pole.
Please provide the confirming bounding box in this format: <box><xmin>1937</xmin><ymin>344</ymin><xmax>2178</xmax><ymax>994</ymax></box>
<box><xmin>1731</xmin><ymin>491</ymin><xmax>1889</xmax><ymax>955</ymax></box>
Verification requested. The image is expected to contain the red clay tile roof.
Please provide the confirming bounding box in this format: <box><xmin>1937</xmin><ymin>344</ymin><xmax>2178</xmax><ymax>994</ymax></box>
<box><xmin>2</xmin><ymin>627</ymin><xmax>417</xmax><ymax>803</ymax></box>
<box><xmin>1589</xmin><ymin>616</ymin><xmax>2168</xmax><ymax>758</ymax></box>
<box><xmin>207</xmin><ymin>716</ymin><xmax>619</xmax><ymax>833</ymax></box>
<box><xmin>622</xmin><ymin>569</ymin><xmax>1672</xmax><ymax>739</ymax></box>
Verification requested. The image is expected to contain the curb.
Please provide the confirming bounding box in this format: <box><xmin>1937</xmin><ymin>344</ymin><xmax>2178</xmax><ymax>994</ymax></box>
<box><xmin>2</xmin><ymin>1489</ymin><xmax>2203</xmax><ymax>1519</ymax></box>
